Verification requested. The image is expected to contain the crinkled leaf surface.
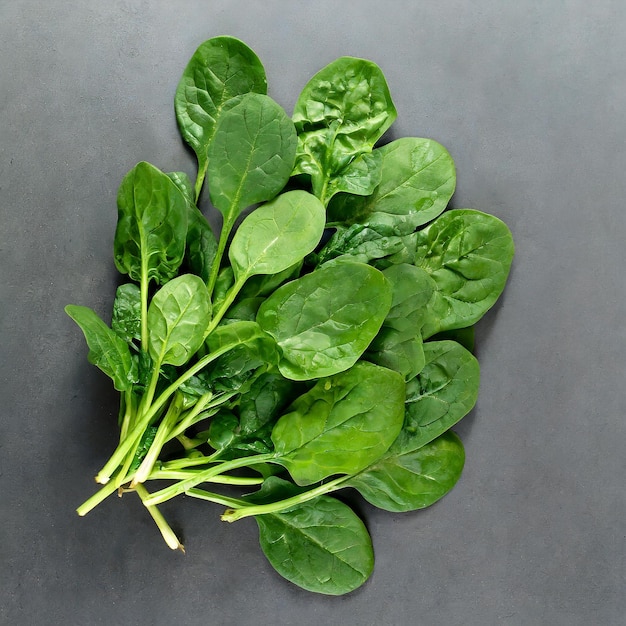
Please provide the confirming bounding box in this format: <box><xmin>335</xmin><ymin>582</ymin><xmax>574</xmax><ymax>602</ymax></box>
<box><xmin>328</xmin><ymin>137</ymin><xmax>456</xmax><ymax>233</ymax></box>
<box><xmin>272</xmin><ymin>362</ymin><xmax>405</xmax><ymax>485</ymax></box>
<box><xmin>111</xmin><ymin>283</ymin><xmax>141</xmax><ymax>344</ymax></box>
<box><xmin>207</xmin><ymin>93</ymin><xmax>297</xmax><ymax>223</ymax></box>
<box><xmin>252</xmin><ymin>478</ymin><xmax>374</xmax><ymax>595</ymax></box>
<box><xmin>147</xmin><ymin>274</ymin><xmax>211</xmax><ymax>366</ymax></box>
<box><xmin>114</xmin><ymin>161</ymin><xmax>188</xmax><ymax>286</ymax></box>
<box><xmin>395</xmin><ymin>340</ymin><xmax>479</xmax><ymax>453</ymax></box>
<box><xmin>175</xmin><ymin>36</ymin><xmax>267</xmax><ymax>185</ymax></box>
<box><xmin>292</xmin><ymin>56</ymin><xmax>396</xmax><ymax>202</ymax></box>
<box><xmin>346</xmin><ymin>431</ymin><xmax>465</xmax><ymax>512</ymax></box>
<box><xmin>229</xmin><ymin>190</ymin><xmax>325</xmax><ymax>282</ymax></box>
<box><xmin>65</xmin><ymin>305</ymin><xmax>137</xmax><ymax>391</ymax></box>
<box><xmin>257</xmin><ymin>260</ymin><xmax>392</xmax><ymax>380</ymax></box>
<box><xmin>415</xmin><ymin>209</ymin><xmax>515</xmax><ymax>337</ymax></box>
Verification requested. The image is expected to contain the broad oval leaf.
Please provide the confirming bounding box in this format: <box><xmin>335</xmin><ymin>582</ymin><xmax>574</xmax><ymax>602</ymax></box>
<box><xmin>253</xmin><ymin>478</ymin><xmax>374</xmax><ymax>595</ymax></box>
<box><xmin>229</xmin><ymin>190</ymin><xmax>325</xmax><ymax>282</ymax></box>
<box><xmin>293</xmin><ymin>56</ymin><xmax>396</xmax><ymax>203</ymax></box>
<box><xmin>207</xmin><ymin>93</ymin><xmax>297</xmax><ymax>222</ymax></box>
<box><xmin>346</xmin><ymin>431</ymin><xmax>465</xmax><ymax>512</ymax></box>
<box><xmin>272</xmin><ymin>362</ymin><xmax>405</xmax><ymax>485</ymax></box>
<box><xmin>185</xmin><ymin>205</ymin><xmax>218</xmax><ymax>284</ymax></box>
<box><xmin>257</xmin><ymin>260</ymin><xmax>393</xmax><ymax>380</ymax></box>
<box><xmin>415</xmin><ymin>209</ymin><xmax>515</xmax><ymax>337</ymax></box>
<box><xmin>114</xmin><ymin>161</ymin><xmax>188</xmax><ymax>286</ymax></box>
<box><xmin>147</xmin><ymin>274</ymin><xmax>211</xmax><ymax>366</ymax></box>
<box><xmin>65</xmin><ymin>305</ymin><xmax>137</xmax><ymax>391</ymax></box>
<box><xmin>394</xmin><ymin>340</ymin><xmax>480</xmax><ymax>453</ymax></box>
<box><xmin>174</xmin><ymin>36</ymin><xmax>267</xmax><ymax>187</ymax></box>
<box><xmin>327</xmin><ymin>137</ymin><xmax>456</xmax><ymax>233</ymax></box>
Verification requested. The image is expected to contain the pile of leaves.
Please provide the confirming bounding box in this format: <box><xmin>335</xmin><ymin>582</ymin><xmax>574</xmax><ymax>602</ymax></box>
<box><xmin>67</xmin><ymin>36</ymin><xmax>514</xmax><ymax>595</ymax></box>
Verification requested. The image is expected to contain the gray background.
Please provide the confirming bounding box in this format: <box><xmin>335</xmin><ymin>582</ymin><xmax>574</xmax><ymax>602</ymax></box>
<box><xmin>1</xmin><ymin>1</ymin><xmax>624</xmax><ymax>624</ymax></box>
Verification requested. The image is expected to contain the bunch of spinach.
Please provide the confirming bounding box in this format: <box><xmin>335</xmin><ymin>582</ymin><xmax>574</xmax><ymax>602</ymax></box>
<box><xmin>67</xmin><ymin>36</ymin><xmax>514</xmax><ymax>595</ymax></box>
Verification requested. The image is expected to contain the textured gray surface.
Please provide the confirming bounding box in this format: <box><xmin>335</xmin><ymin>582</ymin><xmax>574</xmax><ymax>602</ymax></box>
<box><xmin>1</xmin><ymin>1</ymin><xmax>624</xmax><ymax>624</ymax></box>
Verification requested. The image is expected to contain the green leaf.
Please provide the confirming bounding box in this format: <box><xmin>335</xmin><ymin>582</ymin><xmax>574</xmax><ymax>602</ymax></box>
<box><xmin>114</xmin><ymin>161</ymin><xmax>188</xmax><ymax>286</ymax></box>
<box><xmin>229</xmin><ymin>190</ymin><xmax>325</xmax><ymax>283</ymax></box>
<box><xmin>253</xmin><ymin>478</ymin><xmax>374</xmax><ymax>595</ymax></box>
<box><xmin>272</xmin><ymin>362</ymin><xmax>405</xmax><ymax>485</ymax></box>
<box><xmin>166</xmin><ymin>171</ymin><xmax>195</xmax><ymax>204</ymax></box>
<box><xmin>174</xmin><ymin>36</ymin><xmax>267</xmax><ymax>196</ymax></box>
<box><xmin>346</xmin><ymin>431</ymin><xmax>465</xmax><ymax>512</ymax></box>
<box><xmin>395</xmin><ymin>340</ymin><xmax>480</xmax><ymax>452</ymax></box>
<box><xmin>65</xmin><ymin>305</ymin><xmax>137</xmax><ymax>391</ymax></box>
<box><xmin>327</xmin><ymin>138</ymin><xmax>456</xmax><ymax>233</ymax></box>
<box><xmin>257</xmin><ymin>260</ymin><xmax>393</xmax><ymax>380</ymax></box>
<box><xmin>293</xmin><ymin>56</ymin><xmax>396</xmax><ymax>204</ymax></box>
<box><xmin>111</xmin><ymin>283</ymin><xmax>141</xmax><ymax>344</ymax></box>
<box><xmin>147</xmin><ymin>274</ymin><xmax>211</xmax><ymax>366</ymax></box>
<box><xmin>316</xmin><ymin>222</ymin><xmax>408</xmax><ymax>267</ymax></box>
<box><xmin>185</xmin><ymin>205</ymin><xmax>218</xmax><ymax>284</ymax></box>
<box><xmin>207</xmin><ymin>93</ymin><xmax>297</xmax><ymax>224</ymax></box>
<box><xmin>414</xmin><ymin>209</ymin><xmax>515</xmax><ymax>337</ymax></box>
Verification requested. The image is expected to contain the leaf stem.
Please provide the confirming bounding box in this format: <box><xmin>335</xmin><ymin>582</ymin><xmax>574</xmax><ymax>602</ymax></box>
<box><xmin>142</xmin><ymin>452</ymin><xmax>275</xmax><ymax>506</ymax></box>
<box><xmin>207</xmin><ymin>214</ymin><xmax>235</xmax><ymax>297</ymax></box>
<box><xmin>135</xmin><ymin>484</ymin><xmax>184</xmax><ymax>552</ymax></box>
<box><xmin>221</xmin><ymin>475</ymin><xmax>350</xmax><ymax>522</ymax></box>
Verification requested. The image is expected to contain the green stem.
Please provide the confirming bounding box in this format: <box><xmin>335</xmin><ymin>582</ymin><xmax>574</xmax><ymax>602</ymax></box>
<box><xmin>135</xmin><ymin>484</ymin><xmax>184</xmax><ymax>552</ymax></box>
<box><xmin>202</xmin><ymin>277</ymin><xmax>246</xmax><ymax>340</ymax></box>
<box><xmin>207</xmin><ymin>214</ymin><xmax>236</xmax><ymax>297</ymax></box>
<box><xmin>76</xmin><ymin>479</ymin><xmax>120</xmax><ymax>517</ymax></box>
<box><xmin>140</xmin><ymin>255</ymin><xmax>150</xmax><ymax>350</ymax></box>
<box><xmin>186</xmin><ymin>488</ymin><xmax>247</xmax><ymax>509</ymax></box>
<box><xmin>131</xmin><ymin>393</ymin><xmax>184</xmax><ymax>485</ymax></box>
<box><xmin>150</xmin><ymin>469</ymin><xmax>263</xmax><ymax>486</ymax></box>
<box><xmin>221</xmin><ymin>475</ymin><xmax>351</xmax><ymax>522</ymax></box>
<box><xmin>142</xmin><ymin>452</ymin><xmax>275</xmax><ymax>506</ymax></box>
<box><xmin>94</xmin><ymin>342</ymin><xmax>236</xmax><ymax>484</ymax></box>
<box><xmin>194</xmin><ymin>156</ymin><xmax>208</xmax><ymax>204</ymax></box>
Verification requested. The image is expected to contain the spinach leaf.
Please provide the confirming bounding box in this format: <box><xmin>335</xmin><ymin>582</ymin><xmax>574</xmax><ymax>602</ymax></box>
<box><xmin>252</xmin><ymin>478</ymin><xmax>374</xmax><ymax>595</ymax></box>
<box><xmin>206</xmin><ymin>92</ymin><xmax>298</xmax><ymax>292</ymax></box>
<box><xmin>65</xmin><ymin>305</ymin><xmax>137</xmax><ymax>391</ymax></box>
<box><xmin>111</xmin><ymin>283</ymin><xmax>141</xmax><ymax>344</ymax></box>
<box><xmin>147</xmin><ymin>274</ymin><xmax>211</xmax><ymax>367</ymax></box>
<box><xmin>257</xmin><ymin>260</ymin><xmax>393</xmax><ymax>380</ymax></box>
<box><xmin>207</xmin><ymin>93</ymin><xmax>297</xmax><ymax>217</ymax></box>
<box><xmin>346</xmin><ymin>431</ymin><xmax>465</xmax><ymax>512</ymax></box>
<box><xmin>174</xmin><ymin>36</ymin><xmax>267</xmax><ymax>200</ymax></box>
<box><xmin>414</xmin><ymin>209</ymin><xmax>515</xmax><ymax>337</ymax></box>
<box><xmin>271</xmin><ymin>362</ymin><xmax>405</xmax><ymax>485</ymax></box>
<box><xmin>396</xmin><ymin>340</ymin><xmax>480</xmax><ymax>452</ymax></box>
<box><xmin>316</xmin><ymin>222</ymin><xmax>408</xmax><ymax>267</ymax></box>
<box><xmin>364</xmin><ymin>264</ymin><xmax>435</xmax><ymax>379</ymax></box>
<box><xmin>114</xmin><ymin>161</ymin><xmax>188</xmax><ymax>287</ymax></box>
<box><xmin>185</xmin><ymin>205</ymin><xmax>218</xmax><ymax>284</ymax></box>
<box><xmin>292</xmin><ymin>56</ymin><xmax>396</xmax><ymax>204</ymax></box>
<box><xmin>228</xmin><ymin>190</ymin><xmax>324</xmax><ymax>283</ymax></box>
<box><xmin>327</xmin><ymin>137</ymin><xmax>456</xmax><ymax>233</ymax></box>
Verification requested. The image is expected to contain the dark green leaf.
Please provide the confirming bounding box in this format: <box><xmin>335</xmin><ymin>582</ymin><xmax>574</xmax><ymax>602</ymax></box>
<box><xmin>395</xmin><ymin>340</ymin><xmax>479</xmax><ymax>452</ymax></box>
<box><xmin>272</xmin><ymin>362</ymin><xmax>405</xmax><ymax>485</ymax></box>
<box><xmin>346</xmin><ymin>431</ymin><xmax>465</xmax><ymax>512</ymax></box>
<box><xmin>65</xmin><ymin>305</ymin><xmax>137</xmax><ymax>391</ymax></box>
<box><xmin>186</xmin><ymin>205</ymin><xmax>218</xmax><ymax>284</ymax></box>
<box><xmin>327</xmin><ymin>138</ymin><xmax>456</xmax><ymax>233</ymax></box>
<box><xmin>111</xmin><ymin>283</ymin><xmax>141</xmax><ymax>344</ymax></box>
<box><xmin>257</xmin><ymin>260</ymin><xmax>393</xmax><ymax>380</ymax></box>
<box><xmin>254</xmin><ymin>478</ymin><xmax>374</xmax><ymax>595</ymax></box>
<box><xmin>293</xmin><ymin>56</ymin><xmax>396</xmax><ymax>204</ymax></box>
<box><xmin>207</xmin><ymin>93</ymin><xmax>297</xmax><ymax>223</ymax></box>
<box><xmin>147</xmin><ymin>274</ymin><xmax>211</xmax><ymax>366</ymax></box>
<box><xmin>114</xmin><ymin>161</ymin><xmax>188</xmax><ymax>286</ymax></box>
<box><xmin>414</xmin><ymin>209</ymin><xmax>515</xmax><ymax>337</ymax></box>
<box><xmin>174</xmin><ymin>36</ymin><xmax>267</xmax><ymax>193</ymax></box>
